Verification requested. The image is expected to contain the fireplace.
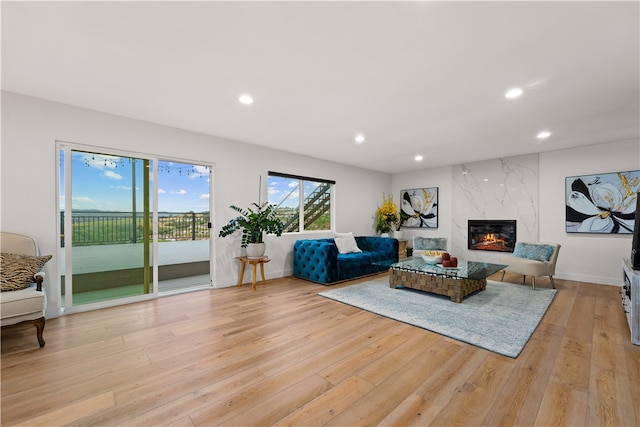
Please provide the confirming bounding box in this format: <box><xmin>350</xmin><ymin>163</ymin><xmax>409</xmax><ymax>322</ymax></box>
<box><xmin>468</xmin><ymin>220</ymin><xmax>516</xmax><ymax>252</ymax></box>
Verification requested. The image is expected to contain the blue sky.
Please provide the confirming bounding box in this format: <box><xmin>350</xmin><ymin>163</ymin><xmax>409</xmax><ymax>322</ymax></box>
<box><xmin>61</xmin><ymin>151</ymin><xmax>210</xmax><ymax>212</ymax></box>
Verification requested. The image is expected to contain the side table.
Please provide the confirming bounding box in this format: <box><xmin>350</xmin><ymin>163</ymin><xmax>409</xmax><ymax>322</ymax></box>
<box><xmin>398</xmin><ymin>239</ymin><xmax>408</xmax><ymax>258</ymax></box>
<box><xmin>236</xmin><ymin>256</ymin><xmax>270</xmax><ymax>291</ymax></box>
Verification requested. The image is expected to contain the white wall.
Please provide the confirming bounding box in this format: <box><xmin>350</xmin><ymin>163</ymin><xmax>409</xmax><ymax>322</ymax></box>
<box><xmin>1</xmin><ymin>92</ymin><xmax>391</xmax><ymax>316</ymax></box>
<box><xmin>392</xmin><ymin>139</ymin><xmax>640</xmax><ymax>286</ymax></box>
<box><xmin>540</xmin><ymin>139</ymin><xmax>639</xmax><ymax>285</ymax></box>
<box><xmin>391</xmin><ymin>166</ymin><xmax>453</xmax><ymax>247</ymax></box>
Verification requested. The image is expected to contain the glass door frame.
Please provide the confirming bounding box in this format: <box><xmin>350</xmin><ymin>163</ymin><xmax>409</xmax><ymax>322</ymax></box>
<box><xmin>56</xmin><ymin>141</ymin><xmax>214</xmax><ymax>314</ymax></box>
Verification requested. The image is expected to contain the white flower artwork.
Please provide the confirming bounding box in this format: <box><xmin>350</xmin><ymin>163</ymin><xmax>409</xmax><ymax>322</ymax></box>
<box><xmin>400</xmin><ymin>187</ymin><xmax>439</xmax><ymax>228</ymax></box>
<box><xmin>565</xmin><ymin>170</ymin><xmax>640</xmax><ymax>233</ymax></box>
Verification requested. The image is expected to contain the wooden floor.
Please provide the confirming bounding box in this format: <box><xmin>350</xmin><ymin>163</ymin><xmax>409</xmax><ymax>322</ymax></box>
<box><xmin>2</xmin><ymin>273</ymin><xmax>639</xmax><ymax>426</ymax></box>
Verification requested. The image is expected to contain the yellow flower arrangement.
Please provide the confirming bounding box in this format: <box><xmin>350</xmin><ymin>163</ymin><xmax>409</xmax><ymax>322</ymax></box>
<box><xmin>375</xmin><ymin>193</ymin><xmax>399</xmax><ymax>233</ymax></box>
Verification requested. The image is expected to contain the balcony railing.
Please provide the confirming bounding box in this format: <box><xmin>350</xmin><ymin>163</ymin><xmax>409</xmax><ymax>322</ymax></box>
<box><xmin>60</xmin><ymin>211</ymin><xmax>210</xmax><ymax>246</ymax></box>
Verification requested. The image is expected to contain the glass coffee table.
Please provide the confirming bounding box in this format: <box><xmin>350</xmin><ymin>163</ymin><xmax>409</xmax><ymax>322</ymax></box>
<box><xmin>385</xmin><ymin>258</ymin><xmax>508</xmax><ymax>303</ymax></box>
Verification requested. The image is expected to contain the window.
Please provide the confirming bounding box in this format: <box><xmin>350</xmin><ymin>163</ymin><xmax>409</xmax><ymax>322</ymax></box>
<box><xmin>267</xmin><ymin>171</ymin><xmax>334</xmax><ymax>232</ymax></box>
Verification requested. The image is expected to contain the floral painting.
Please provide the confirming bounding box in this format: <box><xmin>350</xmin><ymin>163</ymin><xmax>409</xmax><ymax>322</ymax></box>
<box><xmin>565</xmin><ymin>170</ymin><xmax>640</xmax><ymax>233</ymax></box>
<box><xmin>399</xmin><ymin>187</ymin><xmax>438</xmax><ymax>228</ymax></box>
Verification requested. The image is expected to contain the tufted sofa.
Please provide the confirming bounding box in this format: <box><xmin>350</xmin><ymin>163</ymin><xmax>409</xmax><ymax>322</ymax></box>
<box><xmin>293</xmin><ymin>236</ymin><xmax>399</xmax><ymax>285</ymax></box>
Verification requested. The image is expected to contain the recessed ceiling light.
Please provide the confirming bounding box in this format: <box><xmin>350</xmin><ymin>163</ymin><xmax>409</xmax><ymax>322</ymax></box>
<box><xmin>505</xmin><ymin>88</ymin><xmax>523</xmax><ymax>99</ymax></box>
<box><xmin>238</xmin><ymin>94</ymin><xmax>254</xmax><ymax>105</ymax></box>
<box><xmin>355</xmin><ymin>134</ymin><xmax>365</xmax><ymax>144</ymax></box>
<box><xmin>415</xmin><ymin>155</ymin><xmax>423</xmax><ymax>161</ymax></box>
<box><xmin>537</xmin><ymin>131</ymin><xmax>551</xmax><ymax>139</ymax></box>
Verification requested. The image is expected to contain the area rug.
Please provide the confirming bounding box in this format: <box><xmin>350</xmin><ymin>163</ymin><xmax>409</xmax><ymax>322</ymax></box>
<box><xmin>319</xmin><ymin>277</ymin><xmax>557</xmax><ymax>358</ymax></box>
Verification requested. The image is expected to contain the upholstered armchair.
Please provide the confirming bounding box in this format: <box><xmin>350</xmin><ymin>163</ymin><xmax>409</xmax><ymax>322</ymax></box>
<box><xmin>0</xmin><ymin>232</ymin><xmax>51</xmax><ymax>347</ymax></box>
<box><xmin>499</xmin><ymin>241</ymin><xmax>561</xmax><ymax>290</ymax></box>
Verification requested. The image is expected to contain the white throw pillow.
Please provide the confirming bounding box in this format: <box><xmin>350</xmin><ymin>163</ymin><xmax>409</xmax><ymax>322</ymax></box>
<box><xmin>334</xmin><ymin>232</ymin><xmax>362</xmax><ymax>254</ymax></box>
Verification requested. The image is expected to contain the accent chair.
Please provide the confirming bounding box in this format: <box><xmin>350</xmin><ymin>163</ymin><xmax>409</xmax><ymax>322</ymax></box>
<box><xmin>1</xmin><ymin>232</ymin><xmax>51</xmax><ymax>347</ymax></box>
<box><xmin>499</xmin><ymin>241</ymin><xmax>561</xmax><ymax>290</ymax></box>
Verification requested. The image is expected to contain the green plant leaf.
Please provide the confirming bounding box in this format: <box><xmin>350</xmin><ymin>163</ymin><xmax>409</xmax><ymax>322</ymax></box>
<box><xmin>218</xmin><ymin>202</ymin><xmax>285</xmax><ymax>247</ymax></box>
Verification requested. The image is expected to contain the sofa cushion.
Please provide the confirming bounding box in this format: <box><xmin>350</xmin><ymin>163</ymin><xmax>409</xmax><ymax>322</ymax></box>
<box><xmin>357</xmin><ymin>236</ymin><xmax>397</xmax><ymax>262</ymax></box>
<box><xmin>334</xmin><ymin>232</ymin><xmax>362</xmax><ymax>254</ymax></box>
<box><xmin>337</xmin><ymin>252</ymin><xmax>373</xmax><ymax>281</ymax></box>
<box><xmin>0</xmin><ymin>285</ymin><xmax>45</xmax><ymax>319</ymax></box>
<box><xmin>512</xmin><ymin>242</ymin><xmax>554</xmax><ymax>262</ymax></box>
<box><xmin>0</xmin><ymin>253</ymin><xmax>52</xmax><ymax>292</ymax></box>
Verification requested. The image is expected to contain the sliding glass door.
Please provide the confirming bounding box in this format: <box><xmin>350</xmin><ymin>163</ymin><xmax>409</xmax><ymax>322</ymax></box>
<box><xmin>156</xmin><ymin>160</ymin><xmax>212</xmax><ymax>293</ymax></box>
<box><xmin>59</xmin><ymin>143</ymin><xmax>212</xmax><ymax>311</ymax></box>
<box><xmin>60</xmin><ymin>148</ymin><xmax>154</xmax><ymax>307</ymax></box>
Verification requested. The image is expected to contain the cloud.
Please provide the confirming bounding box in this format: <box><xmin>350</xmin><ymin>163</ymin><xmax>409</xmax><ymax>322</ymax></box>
<box><xmin>200</xmin><ymin>194</ymin><xmax>210</xmax><ymax>200</ymax></box>
<box><xmin>73</xmin><ymin>196</ymin><xmax>97</xmax><ymax>204</ymax></box>
<box><xmin>189</xmin><ymin>165</ymin><xmax>211</xmax><ymax>180</ymax></box>
<box><xmin>104</xmin><ymin>170</ymin><xmax>123</xmax><ymax>180</ymax></box>
<box><xmin>158</xmin><ymin>188</ymin><xmax>166</xmax><ymax>194</ymax></box>
<box><xmin>171</xmin><ymin>189</ymin><xmax>187</xmax><ymax>195</ymax></box>
<box><xmin>111</xmin><ymin>185</ymin><xmax>132</xmax><ymax>191</ymax></box>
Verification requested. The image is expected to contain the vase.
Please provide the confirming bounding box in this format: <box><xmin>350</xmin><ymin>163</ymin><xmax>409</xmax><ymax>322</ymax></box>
<box><xmin>392</xmin><ymin>231</ymin><xmax>404</xmax><ymax>239</ymax></box>
<box><xmin>246</xmin><ymin>243</ymin><xmax>266</xmax><ymax>259</ymax></box>
<box><xmin>380</xmin><ymin>233</ymin><xmax>390</xmax><ymax>238</ymax></box>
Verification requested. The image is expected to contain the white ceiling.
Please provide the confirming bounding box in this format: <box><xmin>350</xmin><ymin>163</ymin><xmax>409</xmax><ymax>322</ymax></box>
<box><xmin>2</xmin><ymin>1</ymin><xmax>639</xmax><ymax>174</ymax></box>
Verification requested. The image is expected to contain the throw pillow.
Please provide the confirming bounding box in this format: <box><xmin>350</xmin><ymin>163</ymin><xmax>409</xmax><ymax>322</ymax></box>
<box><xmin>0</xmin><ymin>253</ymin><xmax>52</xmax><ymax>292</ymax></box>
<box><xmin>413</xmin><ymin>237</ymin><xmax>447</xmax><ymax>251</ymax></box>
<box><xmin>334</xmin><ymin>232</ymin><xmax>362</xmax><ymax>254</ymax></box>
<box><xmin>512</xmin><ymin>242</ymin><xmax>554</xmax><ymax>262</ymax></box>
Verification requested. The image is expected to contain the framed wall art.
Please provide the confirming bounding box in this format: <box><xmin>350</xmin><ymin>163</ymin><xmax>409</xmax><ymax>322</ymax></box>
<box><xmin>399</xmin><ymin>187</ymin><xmax>438</xmax><ymax>228</ymax></box>
<box><xmin>565</xmin><ymin>170</ymin><xmax>640</xmax><ymax>234</ymax></box>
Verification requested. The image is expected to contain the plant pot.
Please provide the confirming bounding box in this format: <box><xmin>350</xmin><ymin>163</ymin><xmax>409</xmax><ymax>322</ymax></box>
<box><xmin>380</xmin><ymin>233</ymin><xmax>390</xmax><ymax>238</ymax></box>
<box><xmin>246</xmin><ymin>243</ymin><xmax>266</xmax><ymax>259</ymax></box>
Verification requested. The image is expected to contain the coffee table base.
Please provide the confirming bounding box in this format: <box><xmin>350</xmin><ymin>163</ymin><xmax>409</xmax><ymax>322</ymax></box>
<box><xmin>389</xmin><ymin>269</ymin><xmax>486</xmax><ymax>303</ymax></box>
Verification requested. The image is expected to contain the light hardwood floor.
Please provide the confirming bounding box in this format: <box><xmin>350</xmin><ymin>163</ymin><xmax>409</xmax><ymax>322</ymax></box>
<box><xmin>2</xmin><ymin>273</ymin><xmax>639</xmax><ymax>426</ymax></box>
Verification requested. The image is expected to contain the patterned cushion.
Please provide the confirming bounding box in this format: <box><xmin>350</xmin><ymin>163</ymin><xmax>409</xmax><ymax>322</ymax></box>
<box><xmin>0</xmin><ymin>253</ymin><xmax>52</xmax><ymax>292</ymax></box>
<box><xmin>512</xmin><ymin>243</ymin><xmax>554</xmax><ymax>262</ymax></box>
<box><xmin>413</xmin><ymin>237</ymin><xmax>447</xmax><ymax>251</ymax></box>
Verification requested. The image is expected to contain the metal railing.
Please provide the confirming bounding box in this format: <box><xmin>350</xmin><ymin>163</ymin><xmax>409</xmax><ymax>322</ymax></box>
<box><xmin>60</xmin><ymin>211</ymin><xmax>210</xmax><ymax>246</ymax></box>
<box><xmin>280</xmin><ymin>183</ymin><xmax>331</xmax><ymax>232</ymax></box>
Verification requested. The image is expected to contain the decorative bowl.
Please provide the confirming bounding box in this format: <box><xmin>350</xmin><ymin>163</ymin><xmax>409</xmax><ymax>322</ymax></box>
<box><xmin>420</xmin><ymin>251</ymin><xmax>443</xmax><ymax>264</ymax></box>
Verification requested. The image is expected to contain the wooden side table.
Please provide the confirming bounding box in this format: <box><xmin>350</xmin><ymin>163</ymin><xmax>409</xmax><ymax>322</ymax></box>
<box><xmin>398</xmin><ymin>240</ymin><xmax>408</xmax><ymax>258</ymax></box>
<box><xmin>235</xmin><ymin>256</ymin><xmax>270</xmax><ymax>291</ymax></box>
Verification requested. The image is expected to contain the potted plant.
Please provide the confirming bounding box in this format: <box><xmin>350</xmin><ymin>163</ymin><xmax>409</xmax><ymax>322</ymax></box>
<box><xmin>375</xmin><ymin>194</ymin><xmax>399</xmax><ymax>237</ymax></box>
<box><xmin>392</xmin><ymin>210</ymin><xmax>411</xmax><ymax>239</ymax></box>
<box><xmin>219</xmin><ymin>202</ymin><xmax>285</xmax><ymax>258</ymax></box>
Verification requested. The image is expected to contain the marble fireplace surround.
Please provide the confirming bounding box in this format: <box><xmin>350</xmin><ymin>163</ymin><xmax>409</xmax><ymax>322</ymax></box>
<box><xmin>452</xmin><ymin>154</ymin><xmax>538</xmax><ymax>263</ymax></box>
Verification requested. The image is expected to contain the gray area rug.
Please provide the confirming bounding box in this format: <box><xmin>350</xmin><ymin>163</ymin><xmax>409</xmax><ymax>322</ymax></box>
<box><xmin>319</xmin><ymin>277</ymin><xmax>557</xmax><ymax>358</ymax></box>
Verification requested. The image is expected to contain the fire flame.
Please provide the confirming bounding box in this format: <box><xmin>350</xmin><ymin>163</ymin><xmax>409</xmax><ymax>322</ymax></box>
<box><xmin>479</xmin><ymin>233</ymin><xmax>505</xmax><ymax>246</ymax></box>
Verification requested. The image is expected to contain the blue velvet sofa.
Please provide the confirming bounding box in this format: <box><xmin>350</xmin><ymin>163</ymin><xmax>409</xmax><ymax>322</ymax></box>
<box><xmin>293</xmin><ymin>236</ymin><xmax>399</xmax><ymax>285</ymax></box>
